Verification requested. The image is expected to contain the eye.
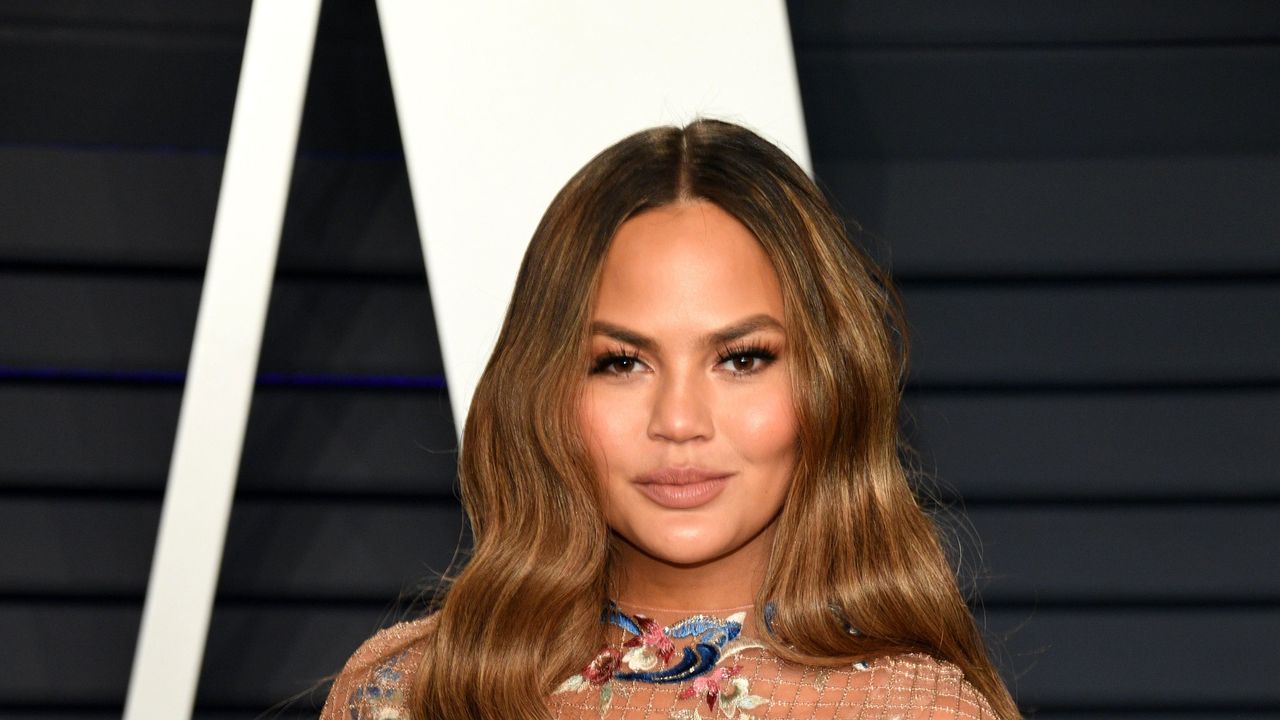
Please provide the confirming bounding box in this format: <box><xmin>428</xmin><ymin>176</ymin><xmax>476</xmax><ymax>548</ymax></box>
<box><xmin>715</xmin><ymin>343</ymin><xmax>778</xmax><ymax>376</ymax></box>
<box><xmin>589</xmin><ymin>348</ymin><xmax>648</xmax><ymax>376</ymax></box>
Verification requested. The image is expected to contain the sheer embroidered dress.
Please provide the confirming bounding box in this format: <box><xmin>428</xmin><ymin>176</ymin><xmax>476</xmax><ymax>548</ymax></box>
<box><xmin>320</xmin><ymin>602</ymin><xmax>997</xmax><ymax>719</ymax></box>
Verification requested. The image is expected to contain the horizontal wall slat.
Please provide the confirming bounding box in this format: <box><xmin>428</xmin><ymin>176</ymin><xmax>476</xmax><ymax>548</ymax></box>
<box><xmin>0</xmin><ymin>499</ymin><xmax>462</xmax><ymax>598</ymax></box>
<box><xmin>2</xmin><ymin>604</ymin><xmax>1274</xmax><ymax>708</ymax></box>
<box><xmin>6</xmin><ymin>498</ymin><xmax>1276</xmax><ymax>604</ymax></box>
<box><xmin>956</xmin><ymin>505</ymin><xmax>1280</xmax><ymax>602</ymax></box>
<box><xmin>8</xmin><ymin>148</ymin><xmax>1280</xmax><ymax>277</ymax></box>
<box><xmin>0</xmin><ymin>9</ymin><xmax>399</xmax><ymax>152</ymax></box>
<box><xmin>789</xmin><ymin>1</ymin><xmax>1280</xmax><ymax>45</ymax></box>
<box><xmin>0</xmin><ymin>148</ymin><xmax>422</xmax><ymax>275</ymax></box>
<box><xmin>0</xmin><ymin>35</ymin><xmax>241</xmax><ymax>149</ymax></box>
<box><xmin>0</xmin><ymin>385</ymin><xmax>456</xmax><ymax>494</ymax></box>
<box><xmin>0</xmin><ymin>273</ymin><xmax>445</xmax><ymax>376</ymax></box>
<box><xmin>983</xmin><ymin>607</ymin><xmax>1280</xmax><ymax>707</ymax></box>
<box><xmin>818</xmin><ymin>156</ymin><xmax>1280</xmax><ymax>275</ymax></box>
<box><xmin>0</xmin><ymin>147</ymin><xmax>221</xmax><ymax>268</ymax></box>
<box><xmin>905</xmin><ymin>283</ymin><xmax>1280</xmax><ymax>385</ymax></box>
<box><xmin>0</xmin><ymin>1</ymin><xmax>249</xmax><ymax>28</ymax></box>
<box><xmin>0</xmin><ymin>603</ymin><xmax>142</xmax><ymax>704</ymax></box>
<box><xmin>905</xmin><ymin>388</ymin><xmax>1280</xmax><ymax>499</ymax></box>
<box><xmin>799</xmin><ymin>45</ymin><xmax>1280</xmax><ymax>159</ymax></box>
<box><xmin>6</xmin><ymin>274</ymin><xmax>1275</xmax><ymax>383</ymax></box>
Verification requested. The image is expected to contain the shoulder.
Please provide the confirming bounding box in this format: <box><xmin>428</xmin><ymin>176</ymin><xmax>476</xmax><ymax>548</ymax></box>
<box><xmin>319</xmin><ymin>614</ymin><xmax>437</xmax><ymax>720</ymax></box>
<box><xmin>856</xmin><ymin>652</ymin><xmax>1002</xmax><ymax>720</ymax></box>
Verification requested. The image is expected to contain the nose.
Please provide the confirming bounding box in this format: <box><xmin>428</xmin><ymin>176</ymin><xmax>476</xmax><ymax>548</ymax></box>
<box><xmin>646</xmin><ymin>369</ymin><xmax>713</xmax><ymax>443</ymax></box>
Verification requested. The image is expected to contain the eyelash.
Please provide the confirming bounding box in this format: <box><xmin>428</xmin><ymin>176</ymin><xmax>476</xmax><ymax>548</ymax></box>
<box><xmin>588</xmin><ymin>342</ymin><xmax>778</xmax><ymax>377</ymax></box>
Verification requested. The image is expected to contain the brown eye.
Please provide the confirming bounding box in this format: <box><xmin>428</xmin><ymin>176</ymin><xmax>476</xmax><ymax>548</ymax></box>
<box><xmin>590</xmin><ymin>350</ymin><xmax>647</xmax><ymax>376</ymax></box>
<box><xmin>609</xmin><ymin>357</ymin><xmax>639</xmax><ymax>373</ymax></box>
<box><xmin>715</xmin><ymin>344</ymin><xmax>778</xmax><ymax>376</ymax></box>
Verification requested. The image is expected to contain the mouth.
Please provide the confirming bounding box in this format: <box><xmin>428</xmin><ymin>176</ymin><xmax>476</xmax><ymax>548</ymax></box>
<box><xmin>632</xmin><ymin>467</ymin><xmax>733</xmax><ymax>509</ymax></box>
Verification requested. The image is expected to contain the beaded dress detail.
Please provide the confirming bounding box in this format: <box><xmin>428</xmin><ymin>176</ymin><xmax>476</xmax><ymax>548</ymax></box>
<box><xmin>320</xmin><ymin>603</ymin><xmax>998</xmax><ymax>719</ymax></box>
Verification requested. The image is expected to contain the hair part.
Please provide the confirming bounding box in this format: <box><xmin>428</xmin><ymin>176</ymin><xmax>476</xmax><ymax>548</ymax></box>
<box><xmin>411</xmin><ymin>118</ymin><xmax>1019</xmax><ymax>719</ymax></box>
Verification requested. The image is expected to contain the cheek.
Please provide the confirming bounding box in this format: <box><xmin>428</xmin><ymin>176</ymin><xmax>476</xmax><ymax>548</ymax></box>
<box><xmin>578</xmin><ymin>389</ymin><xmax>638</xmax><ymax>475</ymax></box>
<box><xmin>729</xmin><ymin>390</ymin><xmax>798</xmax><ymax>463</ymax></box>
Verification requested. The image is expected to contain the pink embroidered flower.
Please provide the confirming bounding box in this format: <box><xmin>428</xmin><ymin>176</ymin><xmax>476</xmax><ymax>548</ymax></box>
<box><xmin>677</xmin><ymin>665</ymin><xmax>741</xmax><ymax>712</ymax></box>
<box><xmin>582</xmin><ymin>646</ymin><xmax>622</xmax><ymax>686</ymax></box>
<box><xmin>622</xmin><ymin>614</ymin><xmax>676</xmax><ymax>664</ymax></box>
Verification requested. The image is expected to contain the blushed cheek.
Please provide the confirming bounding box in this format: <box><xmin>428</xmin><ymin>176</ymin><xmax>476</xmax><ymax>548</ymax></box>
<box><xmin>734</xmin><ymin>394</ymin><xmax>798</xmax><ymax>466</ymax></box>
<box><xmin>578</xmin><ymin>393</ymin><xmax>633</xmax><ymax>486</ymax></box>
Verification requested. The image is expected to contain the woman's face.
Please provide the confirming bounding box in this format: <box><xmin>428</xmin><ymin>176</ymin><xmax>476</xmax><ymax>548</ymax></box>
<box><xmin>579</xmin><ymin>199</ymin><xmax>797</xmax><ymax>568</ymax></box>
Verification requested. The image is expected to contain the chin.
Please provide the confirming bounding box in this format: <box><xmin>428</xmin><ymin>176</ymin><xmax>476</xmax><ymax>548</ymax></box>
<box><xmin>635</xmin><ymin>527</ymin><xmax>737</xmax><ymax>567</ymax></box>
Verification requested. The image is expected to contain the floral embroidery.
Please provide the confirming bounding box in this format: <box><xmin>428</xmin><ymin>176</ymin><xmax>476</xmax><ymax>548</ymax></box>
<box><xmin>584</xmin><ymin>646</ymin><xmax>624</xmax><ymax>685</ymax></box>
<box><xmin>623</xmin><ymin>615</ymin><xmax>676</xmax><ymax>671</ymax></box>
<box><xmin>668</xmin><ymin>671</ymin><xmax>768</xmax><ymax>720</ymax></box>
<box><xmin>678</xmin><ymin>665</ymin><xmax>738</xmax><ymax>711</ymax></box>
<box><xmin>554</xmin><ymin>603</ymin><xmax>769</xmax><ymax>718</ymax></box>
<box><xmin>716</xmin><ymin>676</ymin><xmax>768</xmax><ymax>718</ymax></box>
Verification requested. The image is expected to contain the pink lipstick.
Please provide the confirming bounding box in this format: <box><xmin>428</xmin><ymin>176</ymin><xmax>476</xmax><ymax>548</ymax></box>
<box><xmin>633</xmin><ymin>467</ymin><xmax>732</xmax><ymax>509</ymax></box>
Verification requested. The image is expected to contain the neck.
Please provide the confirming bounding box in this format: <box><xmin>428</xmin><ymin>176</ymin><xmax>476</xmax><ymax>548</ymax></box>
<box><xmin>610</xmin><ymin>521</ymin><xmax>775</xmax><ymax>614</ymax></box>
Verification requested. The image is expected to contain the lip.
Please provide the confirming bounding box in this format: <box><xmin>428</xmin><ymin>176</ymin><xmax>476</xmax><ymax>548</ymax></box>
<box><xmin>633</xmin><ymin>467</ymin><xmax>733</xmax><ymax>509</ymax></box>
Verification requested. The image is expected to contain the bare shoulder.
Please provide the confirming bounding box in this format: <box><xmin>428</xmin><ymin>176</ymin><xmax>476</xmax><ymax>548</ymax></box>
<box><xmin>319</xmin><ymin>614</ymin><xmax>438</xmax><ymax>720</ymax></box>
<box><xmin>858</xmin><ymin>652</ymin><xmax>1003</xmax><ymax>720</ymax></box>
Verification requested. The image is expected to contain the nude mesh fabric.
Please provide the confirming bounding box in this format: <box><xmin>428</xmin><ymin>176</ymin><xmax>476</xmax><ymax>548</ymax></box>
<box><xmin>320</xmin><ymin>608</ymin><xmax>998</xmax><ymax>720</ymax></box>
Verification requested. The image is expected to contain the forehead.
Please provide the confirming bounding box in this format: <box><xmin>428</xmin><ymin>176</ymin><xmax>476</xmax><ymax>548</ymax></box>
<box><xmin>591</xmin><ymin>200</ymin><xmax>784</xmax><ymax>333</ymax></box>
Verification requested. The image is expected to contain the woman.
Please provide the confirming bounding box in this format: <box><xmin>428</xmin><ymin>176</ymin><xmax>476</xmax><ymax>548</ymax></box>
<box><xmin>320</xmin><ymin>119</ymin><xmax>1019</xmax><ymax>719</ymax></box>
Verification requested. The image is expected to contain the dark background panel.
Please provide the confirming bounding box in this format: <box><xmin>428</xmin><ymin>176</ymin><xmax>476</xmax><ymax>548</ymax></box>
<box><xmin>0</xmin><ymin>273</ymin><xmax>444</xmax><ymax>376</ymax></box>
<box><xmin>788</xmin><ymin>0</ymin><xmax>1280</xmax><ymax>44</ymax></box>
<box><xmin>955</xmin><ymin>505</ymin><xmax>1280</xmax><ymax>603</ymax></box>
<box><xmin>0</xmin><ymin>603</ymin><xmax>143</xmax><ymax>705</ymax></box>
<box><xmin>904</xmin><ymin>283</ymin><xmax>1280</xmax><ymax>385</ymax></box>
<box><xmin>0</xmin><ymin>385</ymin><xmax>456</xmax><ymax>494</ymax></box>
<box><xmin>0</xmin><ymin>498</ymin><xmax>462</xmax><ymax>598</ymax></box>
<box><xmin>985</xmin><ymin>608</ymin><xmax>1280</xmax><ymax>708</ymax></box>
<box><xmin>0</xmin><ymin>0</ymin><xmax>398</xmax><ymax>153</ymax></box>
<box><xmin>0</xmin><ymin>147</ymin><xmax>224</xmax><ymax>270</ymax></box>
<box><xmin>0</xmin><ymin>0</ymin><xmax>250</xmax><ymax>28</ymax></box>
<box><xmin>798</xmin><ymin>45</ymin><xmax>1280</xmax><ymax>160</ymax></box>
<box><xmin>0</xmin><ymin>31</ymin><xmax>243</xmax><ymax>149</ymax></box>
<box><xmin>0</xmin><ymin>148</ymin><xmax>420</xmax><ymax>275</ymax></box>
<box><xmin>819</xmin><ymin>156</ymin><xmax>1280</xmax><ymax>276</ymax></box>
<box><xmin>906</xmin><ymin>388</ymin><xmax>1280</xmax><ymax>499</ymax></box>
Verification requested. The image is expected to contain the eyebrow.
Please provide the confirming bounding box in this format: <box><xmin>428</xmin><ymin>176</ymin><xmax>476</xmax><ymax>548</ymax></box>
<box><xmin>589</xmin><ymin>313</ymin><xmax>785</xmax><ymax>352</ymax></box>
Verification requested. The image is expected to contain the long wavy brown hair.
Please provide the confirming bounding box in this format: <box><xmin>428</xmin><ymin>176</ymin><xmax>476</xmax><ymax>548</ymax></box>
<box><xmin>411</xmin><ymin>118</ymin><xmax>1018</xmax><ymax>719</ymax></box>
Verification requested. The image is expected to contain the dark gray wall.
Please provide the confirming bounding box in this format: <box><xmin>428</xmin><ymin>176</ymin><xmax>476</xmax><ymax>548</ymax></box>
<box><xmin>1</xmin><ymin>1</ymin><xmax>1277</xmax><ymax>718</ymax></box>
